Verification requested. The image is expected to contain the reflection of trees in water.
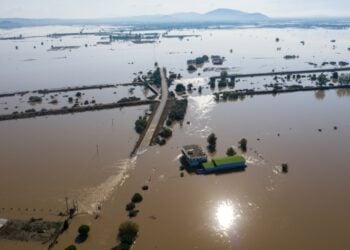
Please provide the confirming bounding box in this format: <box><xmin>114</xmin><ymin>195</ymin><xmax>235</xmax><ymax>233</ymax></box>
<box><xmin>315</xmin><ymin>90</ymin><xmax>325</xmax><ymax>100</ymax></box>
<box><xmin>336</xmin><ymin>88</ymin><xmax>350</xmax><ymax>97</ymax></box>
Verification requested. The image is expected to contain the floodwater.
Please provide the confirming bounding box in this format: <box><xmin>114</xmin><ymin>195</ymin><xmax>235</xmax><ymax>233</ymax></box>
<box><xmin>1</xmin><ymin>26</ymin><xmax>350</xmax><ymax>249</ymax></box>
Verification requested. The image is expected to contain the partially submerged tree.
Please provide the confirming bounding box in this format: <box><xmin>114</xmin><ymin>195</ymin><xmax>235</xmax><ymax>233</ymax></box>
<box><xmin>239</xmin><ymin>138</ymin><xmax>248</xmax><ymax>152</ymax></box>
<box><xmin>207</xmin><ymin>133</ymin><xmax>217</xmax><ymax>152</ymax></box>
<box><xmin>118</xmin><ymin>221</ymin><xmax>139</xmax><ymax>245</ymax></box>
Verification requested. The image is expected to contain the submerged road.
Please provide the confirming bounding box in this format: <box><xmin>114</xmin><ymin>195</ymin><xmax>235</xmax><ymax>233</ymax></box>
<box><xmin>137</xmin><ymin>67</ymin><xmax>168</xmax><ymax>154</ymax></box>
<box><xmin>209</xmin><ymin>67</ymin><xmax>350</xmax><ymax>80</ymax></box>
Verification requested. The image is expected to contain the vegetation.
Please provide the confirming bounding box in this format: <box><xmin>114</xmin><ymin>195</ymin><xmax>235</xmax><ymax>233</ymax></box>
<box><xmin>77</xmin><ymin>224</ymin><xmax>90</xmax><ymax>242</ymax></box>
<box><xmin>175</xmin><ymin>83</ymin><xmax>186</xmax><ymax>93</ymax></box>
<box><xmin>151</xmin><ymin>67</ymin><xmax>161</xmax><ymax>87</ymax></box>
<box><xmin>282</xmin><ymin>163</ymin><xmax>289</xmax><ymax>173</ymax></box>
<box><xmin>239</xmin><ymin>138</ymin><xmax>248</xmax><ymax>152</ymax></box>
<box><xmin>131</xmin><ymin>193</ymin><xmax>143</xmax><ymax>203</ymax></box>
<box><xmin>187</xmin><ymin>64</ymin><xmax>197</xmax><ymax>72</ymax></box>
<box><xmin>207</xmin><ymin>133</ymin><xmax>217</xmax><ymax>152</ymax></box>
<box><xmin>65</xmin><ymin>245</ymin><xmax>77</xmax><ymax>250</ymax></box>
<box><xmin>198</xmin><ymin>86</ymin><xmax>203</xmax><ymax>94</ymax></box>
<box><xmin>187</xmin><ymin>83</ymin><xmax>193</xmax><ymax>91</ymax></box>
<box><xmin>209</xmin><ymin>79</ymin><xmax>216</xmax><ymax>89</ymax></box>
<box><xmin>75</xmin><ymin>92</ymin><xmax>82</xmax><ymax>98</ymax></box>
<box><xmin>168</xmin><ymin>99</ymin><xmax>188</xmax><ymax>124</ymax></box>
<box><xmin>134</xmin><ymin>116</ymin><xmax>148</xmax><ymax>134</ymax></box>
<box><xmin>317</xmin><ymin>74</ymin><xmax>329</xmax><ymax>86</ymax></box>
<box><xmin>226</xmin><ymin>147</ymin><xmax>236</xmax><ymax>156</ymax></box>
<box><xmin>125</xmin><ymin>202</ymin><xmax>135</xmax><ymax>211</ymax></box>
<box><xmin>28</xmin><ymin>96</ymin><xmax>42</xmax><ymax>103</ymax></box>
<box><xmin>159</xmin><ymin>127</ymin><xmax>173</xmax><ymax>138</ymax></box>
<box><xmin>339</xmin><ymin>73</ymin><xmax>350</xmax><ymax>84</ymax></box>
<box><xmin>118</xmin><ymin>221</ymin><xmax>139</xmax><ymax>246</ymax></box>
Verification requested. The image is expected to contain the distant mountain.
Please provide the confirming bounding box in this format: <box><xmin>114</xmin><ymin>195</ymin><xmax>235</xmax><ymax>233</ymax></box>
<box><xmin>115</xmin><ymin>8</ymin><xmax>269</xmax><ymax>24</ymax></box>
<box><xmin>0</xmin><ymin>9</ymin><xmax>270</xmax><ymax>28</ymax></box>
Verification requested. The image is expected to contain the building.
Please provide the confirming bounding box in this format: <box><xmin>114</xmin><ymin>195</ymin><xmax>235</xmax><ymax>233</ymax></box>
<box><xmin>198</xmin><ymin>155</ymin><xmax>246</xmax><ymax>174</ymax></box>
<box><xmin>181</xmin><ymin>145</ymin><xmax>208</xmax><ymax>167</ymax></box>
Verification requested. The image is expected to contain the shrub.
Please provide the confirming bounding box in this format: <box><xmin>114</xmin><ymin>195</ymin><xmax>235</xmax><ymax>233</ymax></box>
<box><xmin>168</xmin><ymin>99</ymin><xmax>188</xmax><ymax>122</ymax></box>
<box><xmin>187</xmin><ymin>64</ymin><xmax>197</xmax><ymax>72</ymax></box>
<box><xmin>65</xmin><ymin>245</ymin><xmax>77</xmax><ymax>250</ymax></box>
<box><xmin>28</xmin><ymin>96</ymin><xmax>42</xmax><ymax>103</ymax></box>
<box><xmin>125</xmin><ymin>202</ymin><xmax>135</xmax><ymax>211</ymax></box>
<box><xmin>134</xmin><ymin>116</ymin><xmax>148</xmax><ymax>134</ymax></box>
<box><xmin>131</xmin><ymin>193</ymin><xmax>143</xmax><ymax>203</ymax></box>
<box><xmin>128</xmin><ymin>210</ymin><xmax>139</xmax><ymax>218</ymax></box>
<box><xmin>226</xmin><ymin>147</ymin><xmax>236</xmax><ymax>156</ymax></box>
<box><xmin>78</xmin><ymin>225</ymin><xmax>90</xmax><ymax>237</ymax></box>
<box><xmin>159</xmin><ymin>127</ymin><xmax>173</xmax><ymax>138</ymax></box>
<box><xmin>118</xmin><ymin>221</ymin><xmax>139</xmax><ymax>245</ymax></box>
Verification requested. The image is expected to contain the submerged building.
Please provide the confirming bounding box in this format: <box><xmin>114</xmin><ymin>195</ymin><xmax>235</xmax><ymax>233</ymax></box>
<box><xmin>181</xmin><ymin>145</ymin><xmax>208</xmax><ymax>167</ymax></box>
<box><xmin>181</xmin><ymin>145</ymin><xmax>246</xmax><ymax>174</ymax></box>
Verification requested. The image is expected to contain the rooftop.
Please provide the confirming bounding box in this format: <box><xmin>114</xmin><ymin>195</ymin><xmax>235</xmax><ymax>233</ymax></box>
<box><xmin>182</xmin><ymin>145</ymin><xmax>207</xmax><ymax>159</ymax></box>
<box><xmin>203</xmin><ymin>155</ymin><xmax>246</xmax><ymax>169</ymax></box>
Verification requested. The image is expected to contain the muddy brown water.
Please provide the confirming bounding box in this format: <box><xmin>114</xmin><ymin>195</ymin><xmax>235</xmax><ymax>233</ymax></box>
<box><xmin>1</xmin><ymin>89</ymin><xmax>344</xmax><ymax>249</ymax></box>
<box><xmin>2</xmin><ymin>26</ymin><xmax>350</xmax><ymax>249</ymax></box>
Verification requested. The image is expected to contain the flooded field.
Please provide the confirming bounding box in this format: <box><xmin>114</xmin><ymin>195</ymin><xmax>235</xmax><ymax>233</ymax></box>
<box><xmin>2</xmin><ymin>27</ymin><xmax>350</xmax><ymax>92</ymax></box>
<box><xmin>1</xmin><ymin>25</ymin><xmax>350</xmax><ymax>249</ymax></box>
<box><xmin>0</xmin><ymin>106</ymin><xmax>146</xmax><ymax>217</ymax></box>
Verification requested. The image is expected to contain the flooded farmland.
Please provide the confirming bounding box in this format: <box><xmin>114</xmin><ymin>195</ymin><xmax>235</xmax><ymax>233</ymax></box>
<box><xmin>1</xmin><ymin>25</ymin><xmax>350</xmax><ymax>249</ymax></box>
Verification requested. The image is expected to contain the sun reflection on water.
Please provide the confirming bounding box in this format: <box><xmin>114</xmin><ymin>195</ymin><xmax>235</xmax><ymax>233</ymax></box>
<box><xmin>215</xmin><ymin>200</ymin><xmax>240</xmax><ymax>232</ymax></box>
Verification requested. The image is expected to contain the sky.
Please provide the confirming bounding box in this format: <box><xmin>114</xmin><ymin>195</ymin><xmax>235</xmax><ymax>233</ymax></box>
<box><xmin>1</xmin><ymin>0</ymin><xmax>349</xmax><ymax>19</ymax></box>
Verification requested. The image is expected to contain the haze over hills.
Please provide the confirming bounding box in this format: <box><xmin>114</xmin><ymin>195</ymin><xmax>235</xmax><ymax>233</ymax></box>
<box><xmin>0</xmin><ymin>8</ymin><xmax>269</xmax><ymax>28</ymax></box>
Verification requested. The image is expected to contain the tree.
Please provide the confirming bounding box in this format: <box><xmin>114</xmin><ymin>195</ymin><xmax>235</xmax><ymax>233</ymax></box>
<box><xmin>134</xmin><ymin>116</ymin><xmax>148</xmax><ymax>134</ymax></box>
<box><xmin>125</xmin><ymin>202</ymin><xmax>135</xmax><ymax>211</ymax></box>
<box><xmin>207</xmin><ymin>133</ymin><xmax>217</xmax><ymax>152</ymax></box>
<box><xmin>78</xmin><ymin>225</ymin><xmax>90</xmax><ymax>237</ymax></box>
<box><xmin>118</xmin><ymin>221</ymin><xmax>139</xmax><ymax>245</ymax></box>
<box><xmin>220</xmin><ymin>70</ymin><xmax>228</xmax><ymax>81</ymax></box>
<box><xmin>159</xmin><ymin>127</ymin><xmax>173</xmax><ymax>138</ymax></box>
<box><xmin>65</xmin><ymin>245</ymin><xmax>77</xmax><ymax>250</ymax></box>
<box><xmin>332</xmin><ymin>71</ymin><xmax>339</xmax><ymax>80</ymax></box>
<box><xmin>239</xmin><ymin>138</ymin><xmax>248</xmax><ymax>152</ymax></box>
<box><xmin>175</xmin><ymin>84</ymin><xmax>186</xmax><ymax>93</ymax></box>
<box><xmin>187</xmin><ymin>83</ymin><xmax>193</xmax><ymax>91</ymax></box>
<box><xmin>226</xmin><ymin>147</ymin><xmax>236</xmax><ymax>156</ymax></box>
<box><xmin>187</xmin><ymin>64</ymin><xmax>196</xmax><ymax>72</ymax></box>
<box><xmin>317</xmin><ymin>74</ymin><xmax>328</xmax><ymax>86</ymax></box>
<box><xmin>131</xmin><ymin>193</ymin><xmax>143</xmax><ymax>203</ymax></box>
<box><xmin>198</xmin><ymin>86</ymin><xmax>202</xmax><ymax>94</ymax></box>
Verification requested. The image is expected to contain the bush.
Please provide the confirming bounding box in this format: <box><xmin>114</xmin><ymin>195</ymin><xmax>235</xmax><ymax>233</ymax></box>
<box><xmin>159</xmin><ymin>127</ymin><xmax>173</xmax><ymax>138</ymax></box>
<box><xmin>28</xmin><ymin>96</ymin><xmax>42</xmax><ymax>103</ymax></box>
<box><xmin>78</xmin><ymin>224</ymin><xmax>90</xmax><ymax>237</ymax></box>
<box><xmin>131</xmin><ymin>193</ymin><xmax>143</xmax><ymax>203</ymax></box>
<box><xmin>187</xmin><ymin>64</ymin><xmax>197</xmax><ymax>72</ymax></box>
<box><xmin>168</xmin><ymin>99</ymin><xmax>188</xmax><ymax>122</ymax></box>
<box><xmin>118</xmin><ymin>243</ymin><xmax>131</xmax><ymax>250</ymax></box>
<box><xmin>125</xmin><ymin>202</ymin><xmax>135</xmax><ymax>211</ymax></box>
<box><xmin>226</xmin><ymin>147</ymin><xmax>236</xmax><ymax>156</ymax></box>
<box><xmin>134</xmin><ymin>116</ymin><xmax>148</xmax><ymax>134</ymax></box>
<box><xmin>118</xmin><ymin>221</ymin><xmax>139</xmax><ymax>245</ymax></box>
<box><xmin>65</xmin><ymin>245</ymin><xmax>77</xmax><ymax>250</ymax></box>
<box><xmin>128</xmin><ymin>210</ymin><xmax>139</xmax><ymax>218</ymax></box>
